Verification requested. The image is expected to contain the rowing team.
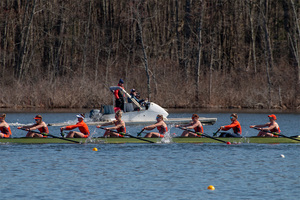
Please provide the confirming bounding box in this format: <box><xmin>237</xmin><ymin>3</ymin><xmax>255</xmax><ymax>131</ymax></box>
<box><xmin>0</xmin><ymin>111</ymin><xmax>280</xmax><ymax>139</ymax></box>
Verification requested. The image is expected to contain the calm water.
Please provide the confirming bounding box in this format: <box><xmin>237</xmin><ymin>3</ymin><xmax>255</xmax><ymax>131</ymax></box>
<box><xmin>0</xmin><ymin>111</ymin><xmax>299</xmax><ymax>200</ymax></box>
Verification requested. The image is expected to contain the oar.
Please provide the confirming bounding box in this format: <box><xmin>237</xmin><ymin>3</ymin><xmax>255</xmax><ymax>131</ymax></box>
<box><xmin>60</xmin><ymin>131</ymin><xmax>69</xmax><ymax>137</ymax></box>
<box><xmin>137</xmin><ymin>129</ymin><xmax>144</xmax><ymax>137</ymax></box>
<box><xmin>98</xmin><ymin>127</ymin><xmax>155</xmax><ymax>143</ymax></box>
<box><xmin>252</xmin><ymin>127</ymin><xmax>300</xmax><ymax>142</ymax></box>
<box><xmin>18</xmin><ymin>128</ymin><xmax>80</xmax><ymax>144</ymax></box>
<box><xmin>213</xmin><ymin>128</ymin><xmax>221</xmax><ymax>137</ymax></box>
<box><xmin>177</xmin><ymin>127</ymin><xmax>231</xmax><ymax>144</ymax></box>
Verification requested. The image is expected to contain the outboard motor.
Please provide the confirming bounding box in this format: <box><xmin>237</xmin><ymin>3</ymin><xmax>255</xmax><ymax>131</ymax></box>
<box><xmin>89</xmin><ymin>109</ymin><xmax>103</xmax><ymax>121</ymax></box>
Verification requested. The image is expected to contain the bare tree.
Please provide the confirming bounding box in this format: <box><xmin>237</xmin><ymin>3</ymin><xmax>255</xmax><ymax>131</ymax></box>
<box><xmin>132</xmin><ymin>0</ymin><xmax>151</xmax><ymax>100</ymax></box>
<box><xmin>15</xmin><ymin>0</ymin><xmax>37</xmax><ymax>81</ymax></box>
<box><xmin>183</xmin><ymin>0</ymin><xmax>191</xmax><ymax>79</ymax></box>
<box><xmin>195</xmin><ymin>1</ymin><xmax>205</xmax><ymax>102</ymax></box>
<box><xmin>248</xmin><ymin>0</ymin><xmax>258</xmax><ymax>73</ymax></box>
<box><xmin>290</xmin><ymin>0</ymin><xmax>300</xmax><ymax>85</ymax></box>
<box><xmin>260</xmin><ymin>0</ymin><xmax>273</xmax><ymax>108</ymax></box>
<box><xmin>209</xmin><ymin>38</ymin><xmax>215</xmax><ymax>104</ymax></box>
<box><xmin>82</xmin><ymin>0</ymin><xmax>93</xmax><ymax>81</ymax></box>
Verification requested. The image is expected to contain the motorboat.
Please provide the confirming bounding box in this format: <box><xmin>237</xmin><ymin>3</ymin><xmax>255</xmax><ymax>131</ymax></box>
<box><xmin>87</xmin><ymin>86</ymin><xmax>217</xmax><ymax>126</ymax></box>
<box><xmin>89</xmin><ymin>86</ymin><xmax>169</xmax><ymax>122</ymax></box>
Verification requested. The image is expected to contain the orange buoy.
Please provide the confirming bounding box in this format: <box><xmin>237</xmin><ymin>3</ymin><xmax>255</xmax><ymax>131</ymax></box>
<box><xmin>207</xmin><ymin>185</ymin><xmax>215</xmax><ymax>190</ymax></box>
<box><xmin>92</xmin><ymin>147</ymin><xmax>98</xmax><ymax>151</ymax></box>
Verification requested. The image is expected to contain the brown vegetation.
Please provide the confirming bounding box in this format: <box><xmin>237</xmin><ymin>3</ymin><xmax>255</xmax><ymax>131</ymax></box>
<box><xmin>0</xmin><ymin>0</ymin><xmax>299</xmax><ymax>110</ymax></box>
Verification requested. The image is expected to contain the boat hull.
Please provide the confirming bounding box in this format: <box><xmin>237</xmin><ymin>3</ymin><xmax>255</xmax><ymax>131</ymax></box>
<box><xmin>1</xmin><ymin>137</ymin><xmax>299</xmax><ymax>144</ymax></box>
<box><xmin>100</xmin><ymin>102</ymin><xmax>169</xmax><ymax>122</ymax></box>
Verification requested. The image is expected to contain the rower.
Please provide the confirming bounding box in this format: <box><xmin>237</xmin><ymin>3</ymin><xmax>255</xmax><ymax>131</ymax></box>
<box><xmin>217</xmin><ymin>113</ymin><xmax>242</xmax><ymax>137</ymax></box>
<box><xmin>97</xmin><ymin>110</ymin><xmax>126</xmax><ymax>137</ymax></box>
<box><xmin>18</xmin><ymin>115</ymin><xmax>49</xmax><ymax>137</ymax></box>
<box><xmin>0</xmin><ymin>113</ymin><xmax>12</xmax><ymax>138</ymax></box>
<box><xmin>143</xmin><ymin>114</ymin><xmax>168</xmax><ymax>138</ymax></box>
<box><xmin>60</xmin><ymin>114</ymin><xmax>90</xmax><ymax>138</ymax></box>
<box><xmin>175</xmin><ymin>114</ymin><xmax>203</xmax><ymax>137</ymax></box>
<box><xmin>250</xmin><ymin>114</ymin><xmax>281</xmax><ymax>137</ymax></box>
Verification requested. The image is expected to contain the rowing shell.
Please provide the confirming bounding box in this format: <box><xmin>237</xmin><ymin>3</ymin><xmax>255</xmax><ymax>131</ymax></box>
<box><xmin>1</xmin><ymin>136</ymin><xmax>300</xmax><ymax>144</ymax></box>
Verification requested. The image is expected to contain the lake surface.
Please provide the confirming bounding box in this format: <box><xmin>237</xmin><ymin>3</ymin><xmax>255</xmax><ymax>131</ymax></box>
<box><xmin>0</xmin><ymin>111</ymin><xmax>299</xmax><ymax>200</ymax></box>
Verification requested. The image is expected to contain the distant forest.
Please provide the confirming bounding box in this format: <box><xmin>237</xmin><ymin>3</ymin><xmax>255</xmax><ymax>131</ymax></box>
<box><xmin>0</xmin><ymin>0</ymin><xmax>299</xmax><ymax>109</ymax></box>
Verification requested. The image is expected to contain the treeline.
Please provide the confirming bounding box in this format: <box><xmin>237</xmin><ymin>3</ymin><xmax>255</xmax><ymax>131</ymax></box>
<box><xmin>0</xmin><ymin>0</ymin><xmax>299</xmax><ymax>109</ymax></box>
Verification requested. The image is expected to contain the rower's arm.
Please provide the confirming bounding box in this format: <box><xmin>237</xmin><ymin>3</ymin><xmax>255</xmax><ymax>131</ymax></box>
<box><xmin>187</xmin><ymin>121</ymin><xmax>201</xmax><ymax>129</ymax></box>
<box><xmin>108</xmin><ymin>124</ymin><xmax>123</xmax><ymax>130</ymax></box>
<box><xmin>251</xmin><ymin>124</ymin><xmax>268</xmax><ymax>128</ymax></box>
<box><xmin>176</xmin><ymin>123</ymin><xmax>191</xmax><ymax>128</ymax></box>
<box><xmin>98</xmin><ymin>121</ymin><xmax>114</xmax><ymax>127</ymax></box>
<box><xmin>222</xmin><ymin>121</ymin><xmax>239</xmax><ymax>130</ymax></box>
<box><xmin>29</xmin><ymin>124</ymin><xmax>45</xmax><ymax>130</ymax></box>
<box><xmin>144</xmin><ymin>123</ymin><xmax>160</xmax><ymax>130</ymax></box>
<box><xmin>19</xmin><ymin>124</ymin><xmax>34</xmax><ymax>129</ymax></box>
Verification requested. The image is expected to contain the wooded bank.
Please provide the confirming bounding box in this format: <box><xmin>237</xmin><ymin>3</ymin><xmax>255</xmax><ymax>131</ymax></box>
<box><xmin>0</xmin><ymin>0</ymin><xmax>299</xmax><ymax>109</ymax></box>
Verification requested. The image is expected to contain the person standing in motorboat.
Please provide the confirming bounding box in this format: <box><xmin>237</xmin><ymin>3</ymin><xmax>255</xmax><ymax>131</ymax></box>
<box><xmin>18</xmin><ymin>115</ymin><xmax>49</xmax><ymax>137</ymax></box>
<box><xmin>0</xmin><ymin>113</ymin><xmax>12</xmax><ymax>138</ymax></box>
<box><xmin>114</xmin><ymin>79</ymin><xmax>125</xmax><ymax>111</ymax></box>
<box><xmin>97</xmin><ymin>110</ymin><xmax>126</xmax><ymax>137</ymax></box>
<box><xmin>143</xmin><ymin>114</ymin><xmax>168</xmax><ymax>138</ymax></box>
<box><xmin>60</xmin><ymin>113</ymin><xmax>90</xmax><ymax>138</ymax></box>
<box><xmin>250</xmin><ymin>114</ymin><xmax>281</xmax><ymax>137</ymax></box>
<box><xmin>217</xmin><ymin>113</ymin><xmax>242</xmax><ymax>137</ymax></box>
<box><xmin>175</xmin><ymin>114</ymin><xmax>204</xmax><ymax>137</ymax></box>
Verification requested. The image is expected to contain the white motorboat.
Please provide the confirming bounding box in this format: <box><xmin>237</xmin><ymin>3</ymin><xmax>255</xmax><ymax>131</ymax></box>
<box><xmin>89</xmin><ymin>86</ymin><xmax>169</xmax><ymax>122</ymax></box>
<box><xmin>87</xmin><ymin>86</ymin><xmax>217</xmax><ymax>126</ymax></box>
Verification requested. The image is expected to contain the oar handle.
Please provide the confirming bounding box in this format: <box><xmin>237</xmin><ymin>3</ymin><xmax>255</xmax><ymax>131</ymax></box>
<box><xmin>137</xmin><ymin>129</ymin><xmax>144</xmax><ymax>137</ymax></box>
<box><xmin>98</xmin><ymin>127</ymin><xmax>125</xmax><ymax>135</ymax></box>
<box><xmin>252</xmin><ymin>127</ymin><xmax>277</xmax><ymax>134</ymax></box>
<box><xmin>60</xmin><ymin>131</ymin><xmax>68</xmax><ymax>137</ymax></box>
<box><xmin>19</xmin><ymin>128</ymin><xmax>41</xmax><ymax>134</ymax></box>
<box><xmin>213</xmin><ymin>128</ymin><xmax>221</xmax><ymax>136</ymax></box>
<box><xmin>252</xmin><ymin>127</ymin><xmax>265</xmax><ymax>131</ymax></box>
<box><xmin>177</xmin><ymin>127</ymin><xmax>203</xmax><ymax>136</ymax></box>
<box><xmin>98</xmin><ymin>126</ymin><xmax>155</xmax><ymax>143</ymax></box>
<box><xmin>176</xmin><ymin>126</ymin><xmax>229</xmax><ymax>144</ymax></box>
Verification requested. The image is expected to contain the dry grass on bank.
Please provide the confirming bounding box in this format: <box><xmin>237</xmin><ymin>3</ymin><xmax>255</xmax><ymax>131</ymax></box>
<box><xmin>0</xmin><ymin>63</ymin><xmax>299</xmax><ymax>110</ymax></box>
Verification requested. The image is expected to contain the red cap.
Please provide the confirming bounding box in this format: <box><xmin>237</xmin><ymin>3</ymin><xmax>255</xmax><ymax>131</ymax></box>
<box><xmin>268</xmin><ymin>114</ymin><xmax>277</xmax><ymax>120</ymax></box>
<box><xmin>34</xmin><ymin>115</ymin><xmax>42</xmax><ymax>120</ymax></box>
